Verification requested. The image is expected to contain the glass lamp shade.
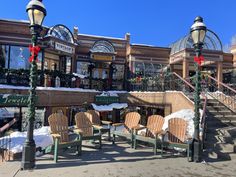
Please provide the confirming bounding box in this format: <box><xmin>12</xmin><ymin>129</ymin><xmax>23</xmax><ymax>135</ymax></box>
<box><xmin>26</xmin><ymin>0</ymin><xmax>46</xmax><ymax>26</ymax></box>
<box><xmin>190</xmin><ymin>17</ymin><xmax>207</xmax><ymax>45</ymax></box>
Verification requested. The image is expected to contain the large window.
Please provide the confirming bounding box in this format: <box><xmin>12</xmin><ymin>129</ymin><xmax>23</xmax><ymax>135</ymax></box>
<box><xmin>134</xmin><ymin>62</ymin><xmax>145</xmax><ymax>76</ymax></box>
<box><xmin>0</xmin><ymin>45</ymin><xmax>9</xmax><ymax>68</ymax></box>
<box><xmin>113</xmin><ymin>64</ymin><xmax>124</xmax><ymax>80</ymax></box>
<box><xmin>9</xmin><ymin>46</ymin><xmax>30</xmax><ymax>69</ymax></box>
<box><xmin>76</xmin><ymin>61</ymin><xmax>89</xmax><ymax>77</ymax></box>
<box><xmin>0</xmin><ymin>45</ymin><xmax>42</xmax><ymax>70</ymax></box>
<box><xmin>133</xmin><ymin>62</ymin><xmax>163</xmax><ymax>78</ymax></box>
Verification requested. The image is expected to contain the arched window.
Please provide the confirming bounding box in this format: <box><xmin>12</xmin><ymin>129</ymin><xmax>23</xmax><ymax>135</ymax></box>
<box><xmin>170</xmin><ymin>29</ymin><xmax>223</xmax><ymax>55</ymax></box>
<box><xmin>90</xmin><ymin>40</ymin><xmax>115</xmax><ymax>53</ymax></box>
<box><xmin>47</xmin><ymin>24</ymin><xmax>74</xmax><ymax>43</ymax></box>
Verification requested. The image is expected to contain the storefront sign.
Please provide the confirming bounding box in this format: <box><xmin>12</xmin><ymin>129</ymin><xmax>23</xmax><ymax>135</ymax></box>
<box><xmin>55</xmin><ymin>42</ymin><xmax>75</xmax><ymax>54</ymax></box>
<box><xmin>95</xmin><ymin>95</ymin><xmax>119</xmax><ymax>105</ymax></box>
<box><xmin>93</xmin><ymin>54</ymin><xmax>113</xmax><ymax>61</ymax></box>
<box><xmin>0</xmin><ymin>94</ymin><xmax>37</xmax><ymax>106</ymax></box>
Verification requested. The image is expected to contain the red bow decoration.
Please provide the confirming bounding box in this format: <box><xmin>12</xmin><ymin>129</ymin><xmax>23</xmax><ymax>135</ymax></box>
<box><xmin>194</xmin><ymin>55</ymin><xmax>204</xmax><ymax>65</ymax></box>
<box><xmin>136</xmin><ymin>76</ymin><xmax>142</xmax><ymax>82</ymax></box>
<box><xmin>29</xmin><ymin>45</ymin><xmax>41</xmax><ymax>63</ymax></box>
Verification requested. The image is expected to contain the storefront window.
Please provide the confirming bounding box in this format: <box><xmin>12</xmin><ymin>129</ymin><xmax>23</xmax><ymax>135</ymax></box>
<box><xmin>113</xmin><ymin>64</ymin><xmax>124</xmax><ymax>80</ymax></box>
<box><xmin>76</xmin><ymin>61</ymin><xmax>89</xmax><ymax>77</ymax></box>
<box><xmin>133</xmin><ymin>62</ymin><xmax>163</xmax><ymax>78</ymax></box>
<box><xmin>9</xmin><ymin>46</ymin><xmax>30</xmax><ymax>69</ymax></box>
<box><xmin>144</xmin><ymin>63</ymin><xmax>154</xmax><ymax>77</ymax></box>
<box><xmin>135</xmin><ymin>62</ymin><xmax>145</xmax><ymax>76</ymax></box>
<box><xmin>66</xmin><ymin>57</ymin><xmax>71</xmax><ymax>74</ymax></box>
<box><xmin>153</xmin><ymin>64</ymin><xmax>163</xmax><ymax>74</ymax></box>
<box><xmin>0</xmin><ymin>45</ymin><xmax>9</xmax><ymax>68</ymax></box>
<box><xmin>1</xmin><ymin>45</ymin><xmax>43</xmax><ymax>70</ymax></box>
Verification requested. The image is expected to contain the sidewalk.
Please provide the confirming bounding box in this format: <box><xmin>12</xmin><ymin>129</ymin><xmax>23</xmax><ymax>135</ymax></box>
<box><xmin>0</xmin><ymin>140</ymin><xmax>236</xmax><ymax>177</ymax></box>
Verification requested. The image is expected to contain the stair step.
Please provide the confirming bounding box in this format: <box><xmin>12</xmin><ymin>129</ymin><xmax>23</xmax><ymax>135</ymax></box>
<box><xmin>205</xmin><ymin>142</ymin><xmax>235</xmax><ymax>153</ymax></box>
<box><xmin>204</xmin><ymin>149</ymin><xmax>235</xmax><ymax>160</ymax></box>
<box><xmin>207</xmin><ymin>110</ymin><xmax>233</xmax><ymax>116</ymax></box>
<box><xmin>205</xmin><ymin>134</ymin><xmax>234</xmax><ymax>144</ymax></box>
<box><xmin>206</xmin><ymin>119</ymin><xmax>236</xmax><ymax>127</ymax></box>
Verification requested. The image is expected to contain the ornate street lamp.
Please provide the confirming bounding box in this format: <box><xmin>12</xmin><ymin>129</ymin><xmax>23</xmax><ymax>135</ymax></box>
<box><xmin>190</xmin><ymin>16</ymin><xmax>207</xmax><ymax>162</ymax></box>
<box><xmin>21</xmin><ymin>0</ymin><xmax>46</xmax><ymax>170</ymax></box>
<box><xmin>88</xmin><ymin>62</ymin><xmax>95</xmax><ymax>89</ymax></box>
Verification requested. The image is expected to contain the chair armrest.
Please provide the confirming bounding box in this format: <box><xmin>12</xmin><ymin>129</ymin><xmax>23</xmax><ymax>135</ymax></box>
<box><xmin>154</xmin><ymin>130</ymin><xmax>166</xmax><ymax>136</ymax></box>
<box><xmin>133</xmin><ymin>125</ymin><xmax>146</xmax><ymax>135</ymax></box>
<box><xmin>73</xmin><ymin>128</ymin><xmax>83</xmax><ymax>134</ymax></box>
<box><xmin>112</xmin><ymin>123</ymin><xmax>124</xmax><ymax>127</ymax></box>
<box><xmin>101</xmin><ymin>120</ymin><xmax>112</xmax><ymax>125</ymax></box>
<box><xmin>93</xmin><ymin>125</ymin><xmax>103</xmax><ymax>130</ymax></box>
<box><xmin>51</xmin><ymin>133</ymin><xmax>61</xmax><ymax>139</ymax></box>
<box><xmin>133</xmin><ymin>125</ymin><xmax>146</xmax><ymax>131</ymax></box>
<box><xmin>157</xmin><ymin>130</ymin><xmax>168</xmax><ymax>141</ymax></box>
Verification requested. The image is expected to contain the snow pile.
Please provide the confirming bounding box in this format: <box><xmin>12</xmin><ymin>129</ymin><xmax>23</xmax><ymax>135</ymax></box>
<box><xmin>99</xmin><ymin>91</ymin><xmax>118</xmax><ymax>97</ymax></box>
<box><xmin>98</xmin><ymin>91</ymin><xmax>128</xmax><ymax>97</ymax></box>
<box><xmin>163</xmin><ymin>109</ymin><xmax>203</xmax><ymax>138</ymax></box>
<box><xmin>0</xmin><ymin>126</ymin><xmax>53</xmax><ymax>153</ymax></box>
<box><xmin>91</xmin><ymin>103</ymin><xmax>128</xmax><ymax>111</ymax></box>
<box><xmin>72</xmin><ymin>73</ymin><xmax>88</xmax><ymax>79</ymax></box>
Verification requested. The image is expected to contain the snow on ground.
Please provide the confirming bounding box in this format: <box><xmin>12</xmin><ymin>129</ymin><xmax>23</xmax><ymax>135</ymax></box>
<box><xmin>91</xmin><ymin>103</ymin><xmax>128</xmax><ymax>111</ymax></box>
<box><xmin>0</xmin><ymin>126</ymin><xmax>53</xmax><ymax>153</ymax></box>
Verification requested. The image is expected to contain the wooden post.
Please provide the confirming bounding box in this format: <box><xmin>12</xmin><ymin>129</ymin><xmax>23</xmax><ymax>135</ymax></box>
<box><xmin>183</xmin><ymin>59</ymin><xmax>189</xmax><ymax>79</ymax></box>
<box><xmin>217</xmin><ymin>61</ymin><xmax>223</xmax><ymax>90</ymax></box>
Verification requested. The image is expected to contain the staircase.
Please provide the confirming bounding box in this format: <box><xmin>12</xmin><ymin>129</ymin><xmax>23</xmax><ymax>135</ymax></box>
<box><xmin>203</xmin><ymin>98</ymin><xmax>236</xmax><ymax>161</ymax></box>
<box><xmin>170</xmin><ymin>72</ymin><xmax>236</xmax><ymax>161</ymax></box>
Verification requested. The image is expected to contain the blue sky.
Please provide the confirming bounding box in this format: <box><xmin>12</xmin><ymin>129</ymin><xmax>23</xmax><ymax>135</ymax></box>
<box><xmin>0</xmin><ymin>0</ymin><xmax>235</xmax><ymax>48</ymax></box>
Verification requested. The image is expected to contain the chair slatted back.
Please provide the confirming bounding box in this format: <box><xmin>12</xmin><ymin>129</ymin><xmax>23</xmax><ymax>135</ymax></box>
<box><xmin>146</xmin><ymin>115</ymin><xmax>164</xmax><ymax>138</ymax></box>
<box><xmin>168</xmin><ymin>118</ymin><xmax>187</xmax><ymax>143</ymax></box>
<box><xmin>75</xmin><ymin>112</ymin><xmax>93</xmax><ymax>137</ymax></box>
<box><xmin>48</xmin><ymin>113</ymin><xmax>69</xmax><ymax>143</ymax></box>
<box><xmin>87</xmin><ymin>110</ymin><xmax>101</xmax><ymax>125</ymax></box>
<box><xmin>124</xmin><ymin>112</ymin><xmax>141</xmax><ymax>132</ymax></box>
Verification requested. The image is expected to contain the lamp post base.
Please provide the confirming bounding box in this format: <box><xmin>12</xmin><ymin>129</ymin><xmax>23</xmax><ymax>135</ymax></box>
<box><xmin>193</xmin><ymin>139</ymin><xmax>202</xmax><ymax>162</ymax></box>
<box><xmin>21</xmin><ymin>140</ymin><xmax>36</xmax><ymax>170</ymax></box>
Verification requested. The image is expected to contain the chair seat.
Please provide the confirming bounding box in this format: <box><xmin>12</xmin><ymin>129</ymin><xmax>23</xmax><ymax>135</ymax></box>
<box><xmin>113</xmin><ymin>130</ymin><xmax>131</xmax><ymax>139</ymax></box>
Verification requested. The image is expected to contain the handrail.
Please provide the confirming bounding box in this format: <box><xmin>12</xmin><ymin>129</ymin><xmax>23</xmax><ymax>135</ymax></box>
<box><xmin>172</xmin><ymin>72</ymin><xmax>195</xmax><ymax>90</ymax></box>
<box><xmin>201</xmin><ymin>95</ymin><xmax>208</xmax><ymax>126</ymax></box>
<box><xmin>205</xmin><ymin>74</ymin><xmax>236</xmax><ymax>112</ymax></box>
<box><xmin>173</xmin><ymin>72</ymin><xmax>208</xmax><ymax>148</ymax></box>
<box><xmin>207</xmin><ymin>75</ymin><xmax>236</xmax><ymax>94</ymax></box>
<box><xmin>0</xmin><ymin>118</ymin><xmax>18</xmax><ymax>133</ymax></box>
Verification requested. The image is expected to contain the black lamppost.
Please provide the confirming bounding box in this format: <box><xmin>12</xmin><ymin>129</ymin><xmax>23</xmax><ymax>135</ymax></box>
<box><xmin>21</xmin><ymin>0</ymin><xmax>46</xmax><ymax>170</ymax></box>
<box><xmin>190</xmin><ymin>16</ymin><xmax>207</xmax><ymax>162</ymax></box>
<box><xmin>88</xmin><ymin>63</ymin><xmax>95</xmax><ymax>89</ymax></box>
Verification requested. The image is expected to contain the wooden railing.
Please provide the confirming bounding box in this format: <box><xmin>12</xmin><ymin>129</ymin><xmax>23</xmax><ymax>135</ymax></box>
<box><xmin>0</xmin><ymin>118</ymin><xmax>18</xmax><ymax>162</ymax></box>
<box><xmin>206</xmin><ymin>75</ymin><xmax>236</xmax><ymax>113</ymax></box>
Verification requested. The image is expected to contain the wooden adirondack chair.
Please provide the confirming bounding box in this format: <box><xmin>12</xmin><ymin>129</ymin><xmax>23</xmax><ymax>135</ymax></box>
<box><xmin>134</xmin><ymin>115</ymin><xmax>165</xmax><ymax>155</ymax></box>
<box><xmin>112</xmin><ymin>112</ymin><xmax>141</xmax><ymax>147</ymax></box>
<box><xmin>87</xmin><ymin>110</ymin><xmax>112</xmax><ymax>140</ymax></box>
<box><xmin>75</xmin><ymin>112</ymin><xmax>102</xmax><ymax>148</ymax></box>
<box><xmin>48</xmin><ymin>113</ymin><xmax>82</xmax><ymax>163</ymax></box>
<box><xmin>161</xmin><ymin>118</ymin><xmax>193</xmax><ymax>161</ymax></box>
